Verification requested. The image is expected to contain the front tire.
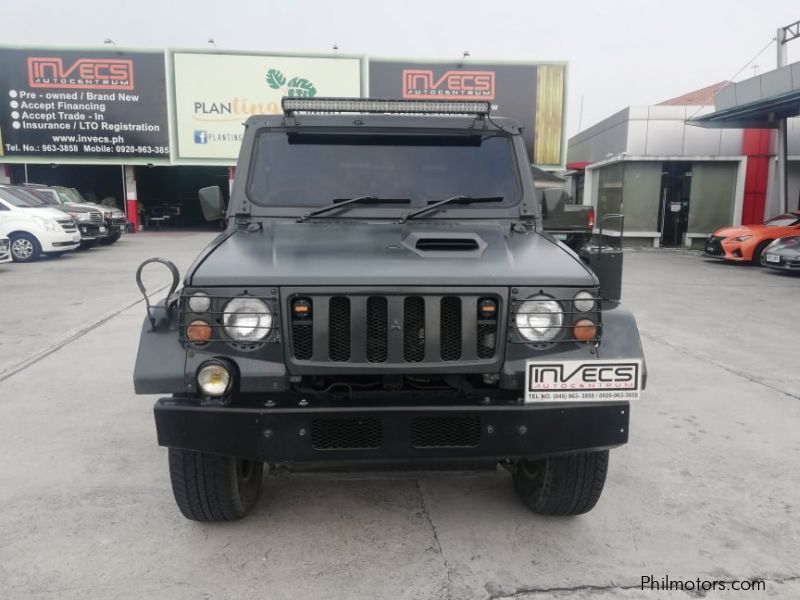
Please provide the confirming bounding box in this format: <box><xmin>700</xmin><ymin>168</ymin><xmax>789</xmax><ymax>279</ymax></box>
<box><xmin>752</xmin><ymin>240</ymin><xmax>772</xmax><ymax>264</ymax></box>
<box><xmin>168</xmin><ymin>448</ymin><xmax>263</xmax><ymax>521</ymax></box>
<box><xmin>512</xmin><ymin>450</ymin><xmax>609</xmax><ymax>515</ymax></box>
<box><xmin>9</xmin><ymin>232</ymin><xmax>41</xmax><ymax>263</ymax></box>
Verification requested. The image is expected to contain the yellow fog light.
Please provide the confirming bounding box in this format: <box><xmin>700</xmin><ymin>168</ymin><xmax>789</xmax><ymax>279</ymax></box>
<box><xmin>197</xmin><ymin>362</ymin><xmax>232</xmax><ymax>397</ymax></box>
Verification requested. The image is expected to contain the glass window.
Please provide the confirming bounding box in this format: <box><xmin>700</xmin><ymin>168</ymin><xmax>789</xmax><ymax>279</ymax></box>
<box><xmin>765</xmin><ymin>214</ymin><xmax>800</xmax><ymax>226</ymax></box>
<box><xmin>687</xmin><ymin>162</ymin><xmax>738</xmax><ymax>234</ymax></box>
<box><xmin>621</xmin><ymin>162</ymin><xmax>662</xmax><ymax>232</ymax></box>
<box><xmin>248</xmin><ymin>131</ymin><xmax>521</xmax><ymax>209</ymax></box>
<box><xmin>596</xmin><ymin>163</ymin><xmax>623</xmax><ymax>221</ymax></box>
<box><xmin>0</xmin><ymin>188</ymin><xmax>45</xmax><ymax>207</ymax></box>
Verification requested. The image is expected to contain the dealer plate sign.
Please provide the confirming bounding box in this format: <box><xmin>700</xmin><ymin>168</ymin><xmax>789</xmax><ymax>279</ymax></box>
<box><xmin>524</xmin><ymin>359</ymin><xmax>643</xmax><ymax>403</ymax></box>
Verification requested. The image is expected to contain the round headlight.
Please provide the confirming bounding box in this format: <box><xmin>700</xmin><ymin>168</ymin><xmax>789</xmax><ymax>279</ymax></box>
<box><xmin>573</xmin><ymin>291</ymin><xmax>595</xmax><ymax>312</ymax></box>
<box><xmin>223</xmin><ymin>297</ymin><xmax>272</xmax><ymax>341</ymax></box>
<box><xmin>515</xmin><ymin>297</ymin><xmax>564</xmax><ymax>342</ymax></box>
<box><xmin>188</xmin><ymin>291</ymin><xmax>211</xmax><ymax>313</ymax></box>
<box><xmin>197</xmin><ymin>362</ymin><xmax>232</xmax><ymax>397</ymax></box>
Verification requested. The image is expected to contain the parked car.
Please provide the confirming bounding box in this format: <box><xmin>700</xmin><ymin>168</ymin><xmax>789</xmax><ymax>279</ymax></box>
<box><xmin>25</xmin><ymin>184</ymin><xmax>127</xmax><ymax>245</ymax></box>
<box><xmin>761</xmin><ymin>235</ymin><xmax>800</xmax><ymax>272</ymax></box>
<box><xmin>705</xmin><ymin>212</ymin><xmax>800</xmax><ymax>263</ymax></box>
<box><xmin>538</xmin><ymin>188</ymin><xmax>594</xmax><ymax>251</ymax></box>
<box><xmin>0</xmin><ymin>185</ymin><xmax>80</xmax><ymax>262</ymax></box>
<box><xmin>0</xmin><ymin>235</ymin><xmax>11</xmax><ymax>264</ymax></box>
<box><xmin>15</xmin><ymin>185</ymin><xmax>105</xmax><ymax>249</ymax></box>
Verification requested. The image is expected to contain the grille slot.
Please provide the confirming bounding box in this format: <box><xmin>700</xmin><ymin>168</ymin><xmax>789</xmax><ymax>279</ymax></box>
<box><xmin>440</xmin><ymin>296</ymin><xmax>462</xmax><ymax>361</ymax></box>
<box><xmin>366</xmin><ymin>296</ymin><xmax>388</xmax><ymax>363</ymax></box>
<box><xmin>311</xmin><ymin>417</ymin><xmax>382</xmax><ymax>450</ymax></box>
<box><xmin>291</xmin><ymin>300</ymin><xmax>313</xmax><ymax>360</ymax></box>
<box><xmin>412</xmin><ymin>415</ymin><xmax>481</xmax><ymax>448</ymax></box>
<box><xmin>403</xmin><ymin>297</ymin><xmax>425</xmax><ymax>362</ymax></box>
<box><xmin>329</xmin><ymin>296</ymin><xmax>351</xmax><ymax>361</ymax></box>
<box><xmin>477</xmin><ymin>321</ymin><xmax>497</xmax><ymax>358</ymax></box>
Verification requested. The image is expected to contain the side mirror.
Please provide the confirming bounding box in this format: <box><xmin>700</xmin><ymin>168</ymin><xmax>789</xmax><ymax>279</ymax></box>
<box><xmin>198</xmin><ymin>186</ymin><xmax>226</xmax><ymax>221</ymax></box>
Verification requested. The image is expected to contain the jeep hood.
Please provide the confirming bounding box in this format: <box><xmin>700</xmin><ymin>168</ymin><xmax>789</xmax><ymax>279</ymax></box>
<box><xmin>189</xmin><ymin>220</ymin><xmax>596</xmax><ymax>287</ymax></box>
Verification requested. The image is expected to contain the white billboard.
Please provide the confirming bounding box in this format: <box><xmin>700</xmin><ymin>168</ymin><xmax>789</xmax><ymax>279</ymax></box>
<box><xmin>172</xmin><ymin>52</ymin><xmax>362</xmax><ymax>160</ymax></box>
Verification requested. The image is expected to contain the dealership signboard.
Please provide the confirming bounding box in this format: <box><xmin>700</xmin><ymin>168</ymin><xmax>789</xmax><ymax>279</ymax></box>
<box><xmin>172</xmin><ymin>52</ymin><xmax>362</xmax><ymax>160</ymax></box>
<box><xmin>0</xmin><ymin>47</ymin><xmax>170</xmax><ymax>159</ymax></box>
<box><xmin>368</xmin><ymin>59</ymin><xmax>566</xmax><ymax>166</ymax></box>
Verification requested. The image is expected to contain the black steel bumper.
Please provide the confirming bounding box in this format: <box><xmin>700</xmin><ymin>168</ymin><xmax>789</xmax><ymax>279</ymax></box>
<box><xmin>154</xmin><ymin>398</ymin><xmax>629</xmax><ymax>464</ymax></box>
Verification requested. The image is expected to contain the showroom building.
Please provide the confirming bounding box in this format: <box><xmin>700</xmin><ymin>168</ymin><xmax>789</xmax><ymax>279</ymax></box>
<box><xmin>566</xmin><ymin>74</ymin><xmax>800</xmax><ymax>248</ymax></box>
<box><xmin>0</xmin><ymin>45</ymin><xmax>567</xmax><ymax>231</ymax></box>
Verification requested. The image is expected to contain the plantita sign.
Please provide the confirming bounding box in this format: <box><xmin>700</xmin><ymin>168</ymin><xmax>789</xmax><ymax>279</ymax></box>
<box><xmin>172</xmin><ymin>52</ymin><xmax>361</xmax><ymax>160</ymax></box>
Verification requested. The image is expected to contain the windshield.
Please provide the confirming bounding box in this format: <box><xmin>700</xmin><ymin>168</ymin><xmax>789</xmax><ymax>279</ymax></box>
<box><xmin>25</xmin><ymin>189</ymin><xmax>60</xmax><ymax>206</ymax></box>
<box><xmin>765</xmin><ymin>214</ymin><xmax>800</xmax><ymax>227</ymax></box>
<box><xmin>0</xmin><ymin>187</ymin><xmax>48</xmax><ymax>207</ymax></box>
<box><xmin>248</xmin><ymin>131</ymin><xmax>520</xmax><ymax>209</ymax></box>
<box><xmin>60</xmin><ymin>187</ymin><xmax>86</xmax><ymax>204</ymax></box>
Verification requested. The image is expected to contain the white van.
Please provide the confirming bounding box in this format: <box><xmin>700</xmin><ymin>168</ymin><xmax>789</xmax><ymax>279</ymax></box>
<box><xmin>0</xmin><ymin>185</ymin><xmax>80</xmax><ymax>262</ymax></box>
<box><xmin>0</xmin><ymin>235</ymin><xmax>10</xmax><ymax>264</ymax></box>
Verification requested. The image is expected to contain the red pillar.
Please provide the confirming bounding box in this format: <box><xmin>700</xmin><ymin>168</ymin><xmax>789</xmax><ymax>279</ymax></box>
<box><xmin>741</xmin><ymin>129</ymin><xmax>771</xmax><ymax>225</ymax></box>
<box><xmin>124</xmin><ymin>165</ymin><xmax>140</xmax><ymax>233</ymax></box>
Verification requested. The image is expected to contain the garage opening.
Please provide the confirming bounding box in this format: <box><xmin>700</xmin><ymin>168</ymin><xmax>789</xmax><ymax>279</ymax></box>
<box><xmin>135</xmin><ymin>166</ymin><xmax>230</xmax><ymax>230</ymax></box>
<box><xmin>8</xmin><ymin>163</ymin><xmax>125</xmax><ymax>210</ymax></box>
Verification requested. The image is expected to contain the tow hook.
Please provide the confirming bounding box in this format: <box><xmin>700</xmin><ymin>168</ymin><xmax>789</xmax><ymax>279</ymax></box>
<box><xmin>135</xmin><ymin>257</ymin><xmax>180</xmax><ymax>331</ymax></box>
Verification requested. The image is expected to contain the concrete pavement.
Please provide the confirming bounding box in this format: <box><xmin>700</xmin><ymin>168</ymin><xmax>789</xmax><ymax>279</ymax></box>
<box><xmin>1</xmin><ymin>236</ymin><xmax>799</xmax><ymax>599</ymax></box>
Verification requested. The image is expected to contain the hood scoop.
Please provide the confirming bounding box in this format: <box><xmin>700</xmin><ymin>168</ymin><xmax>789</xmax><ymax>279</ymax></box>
<box><xmin>403</xmin><ymin>232</ymin><xmax>487</xmax><ymax>257</ymax></box>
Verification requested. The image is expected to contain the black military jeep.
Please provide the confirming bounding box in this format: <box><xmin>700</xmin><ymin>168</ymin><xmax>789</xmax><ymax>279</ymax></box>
<box><xmin>134</xmin><ymin>98</ymin><xmax>645</xmax><ymax>522</ymax></box>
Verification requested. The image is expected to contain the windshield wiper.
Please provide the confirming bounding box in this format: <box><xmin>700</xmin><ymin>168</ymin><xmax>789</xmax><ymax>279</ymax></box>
<box><xmin>398</xmin><ymin>195</ymin><xmax>503</xmax><ymax>223</ymax></box>
<box><xmin>297</xmin><ymin>196</ymin><xmax>410</xmax><ymax>222</ymax></box>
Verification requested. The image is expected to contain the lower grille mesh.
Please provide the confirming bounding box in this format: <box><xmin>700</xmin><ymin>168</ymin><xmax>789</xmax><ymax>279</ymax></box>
<box><xmin>311</xmin><ymin>417</ymin><xmax>382</xmax><ymax>450</ymax></box>
<box><xmin>412</xmin><ymin>415</ymin><xmax>481</xmax><ymax>448</ymax></box>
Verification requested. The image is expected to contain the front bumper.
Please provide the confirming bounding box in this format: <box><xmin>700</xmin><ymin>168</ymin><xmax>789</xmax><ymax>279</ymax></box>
<box><xmin>76</xmin><ymin>222</ymin><xmax>105</xmax><ymax>240</ymax></box>
<box><xmin>154</xmin><ymin>397</ymin><xmax>629</xmax><ymax>463</ymax></box>
<box><xmin>762</xmin><ymin>254</ymin><xmax>800</xmax><ymax>271</ymax></box>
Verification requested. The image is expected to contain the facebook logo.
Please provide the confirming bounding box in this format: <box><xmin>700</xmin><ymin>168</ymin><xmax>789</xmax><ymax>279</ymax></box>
<box><xmin>194</xmin><ymin>130</ymin><xmax>209</xmax><ymax>144</ymax></box>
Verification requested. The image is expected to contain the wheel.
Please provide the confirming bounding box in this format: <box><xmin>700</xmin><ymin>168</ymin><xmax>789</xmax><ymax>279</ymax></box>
<box><xmin>9</xmin><ymin>233</ymin><xmax>41</xmax><ymax>263</ymax></box>
<box><xmin>99</xmin><ymin>231</ymin><xmax>122</xmax><ymax>245</ymax></box>
<box><xmin>168</xmin><ymin>448</ymin><xmax>263</xmax><ymax>521</ymax></box>
<box><xmin>752</xmin><ymin>240</ymin><xmax>772</xmax><ymax>264</ymax></box>
<box><xmin>512</xmin><ymin>450</ymin><xmax>609</xmax><ymax>515</ymax></box>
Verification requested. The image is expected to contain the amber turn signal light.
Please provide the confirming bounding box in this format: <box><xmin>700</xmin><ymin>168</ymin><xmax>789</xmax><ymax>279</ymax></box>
<box><xmin>478</xmin><ymin>298</ymin><xmax>497</xmax><ymax>318</ymax></box>
<box><xmin>292</xmin><ymin>298</ymin><xmax>312</xmax><ymax>318</ymax></box>
<box><xmin>186</xmin><ymin>319</ymin><xmax>212</xmax><ymax>343</ymax></box>
<box><xmin>573</xmin><ymin>319</ymin><xmax>597</xmax><ymax>342</ymax></box>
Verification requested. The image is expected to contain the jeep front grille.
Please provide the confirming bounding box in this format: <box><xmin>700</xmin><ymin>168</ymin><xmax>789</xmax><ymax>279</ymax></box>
<box><xmin>89</xmin><ymin>212</ymin><xmax>103</xmax><ymax>223</ymax></box>
<box><xmin>287</xmin><ymin>289</ymin><xmax>505</xmax><ymax>369</ymax></box>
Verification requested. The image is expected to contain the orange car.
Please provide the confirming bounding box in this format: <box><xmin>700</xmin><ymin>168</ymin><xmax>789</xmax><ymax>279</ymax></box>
<box><xmin>705</xmin><ymin>212</ymin><xmax>800</xmax><ymax>263</ymax></box>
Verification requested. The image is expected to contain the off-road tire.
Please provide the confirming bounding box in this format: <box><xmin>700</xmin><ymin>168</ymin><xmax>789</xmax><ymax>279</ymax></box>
<box><xmin>9</xmin><ymin>232</ymin><xmax>41</xmax><ymax>263</ymax></box>
<box><xmin>168</xmin><ymin>448</ymin><xmax>263</xmax><ymax>522</ymax></box>
<box><xmin>512</xmin><ymin>450</ymin><xmax>609</xmax><ymax>515</ymax></box>
<box><xmin>752</xmin><ymin>240</ymin><xmax>772</xmax><ymax>264</ymax></box>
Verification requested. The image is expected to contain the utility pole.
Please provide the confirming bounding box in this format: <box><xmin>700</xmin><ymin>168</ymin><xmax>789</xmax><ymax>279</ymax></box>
<box><xmin>776</xmin><ymin>20</ymin><xmax>800</xmax><ymax>213</ymax></box>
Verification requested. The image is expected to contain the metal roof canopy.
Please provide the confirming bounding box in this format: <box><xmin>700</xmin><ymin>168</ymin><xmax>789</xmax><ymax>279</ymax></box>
<box><xmin>689</xmin><ymin>61</ymin><xmax>800</xmax><ymax>129</ymax></box>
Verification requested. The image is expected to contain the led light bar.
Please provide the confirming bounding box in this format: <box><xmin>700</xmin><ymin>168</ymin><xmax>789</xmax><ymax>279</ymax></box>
<box><xmin>282</xmin><ymin>97</ymin><xmax>491</xmax><ymax>117</ymax></box>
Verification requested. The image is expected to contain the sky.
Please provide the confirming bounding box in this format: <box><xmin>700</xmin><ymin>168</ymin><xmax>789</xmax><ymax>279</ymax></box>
<box><xmin>1</xmin><ymin>0</ymin><xmax>798</xmax><ymax>137</ymax></box>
